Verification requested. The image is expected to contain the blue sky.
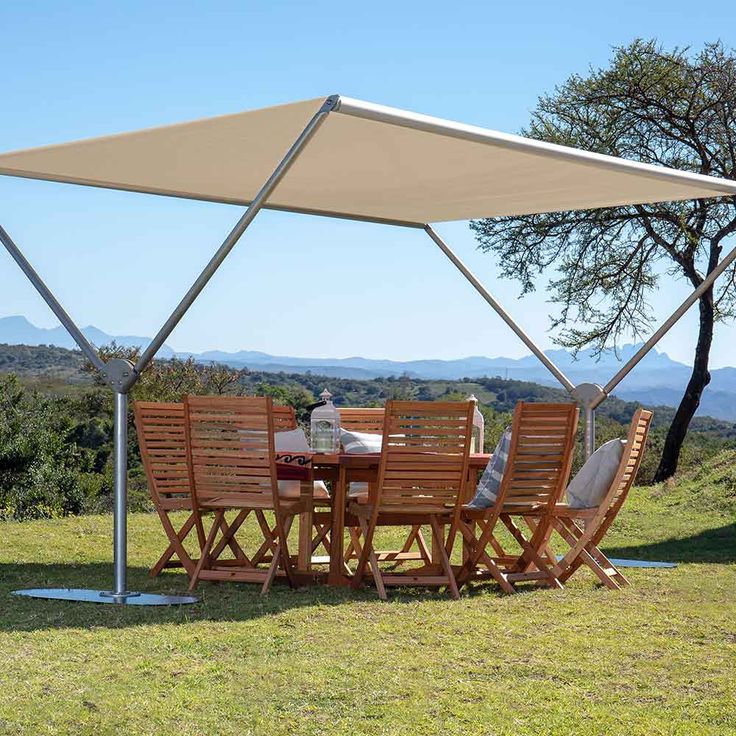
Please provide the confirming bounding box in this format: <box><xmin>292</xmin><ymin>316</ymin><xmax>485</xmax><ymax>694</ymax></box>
<box><xmin>1</xmin><ymin>1</ymin><xmax>735</xmax><ymax>368</ymax></box>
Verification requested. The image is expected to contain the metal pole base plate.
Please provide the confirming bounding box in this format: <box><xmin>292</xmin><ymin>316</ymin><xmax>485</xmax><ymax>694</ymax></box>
<box><xmin>12</xmin><ymin>588</ymin><xmax>198</xmax><ymax>605</ymax></box>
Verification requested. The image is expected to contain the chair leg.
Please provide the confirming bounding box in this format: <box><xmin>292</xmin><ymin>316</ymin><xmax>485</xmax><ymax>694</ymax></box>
<box><xmin>251</xmin><ymin>510</ymin><xmax>279</xmax><ymax>564</ymax></box>
<box><xmin>457</xmin><ymin>519</ymin><xmax>516</xmax><ymax>593</ymax></box>
<box><xmin>150</xmin><ymin>512</ymin><xmax>197</xmax><ymax>578</ymax></box>
<box><xmin>356</xmin><ymin>517</ymin><xmax>386</xmax><ymax>600</ymax></box>
<box><xmin>524</xmin><ymin>516</ymin><xmax>557</xmax><ymax>568</ymax></box>
<box><xmin>222</xmin><ymin>513</ymin><xmax>252</xmax><ymax>563</ymax></box>
<box><xmin>463</xmin><ymin>512</ymin><xmax>502</xmax><ymax>575</ymax></box>
<box><xmin>209</xmin><ymin>510</ymin><xmax>251</xmax><ymax>565</ymax></box>
<box><xmin>261</xmin><ymin>546</ymin><xmax>281</xmax><ymax>595</ymax></box>
<box><xmin>347</xmin><ymin>527</ymin><xmax>363</xmax><ymax>563</ymax></box>
<box><xmin>344</xmin><ymin>527</ymin><xmax>360</xmax><ymax>561</ymax></box>
<box><xmin>429</xmin><ymin>516</ymin><xmax>459</xmax><ymax>600</ymax></box>
<box><xmin>273</xmin><ymin>512</ymin><xmax>296</xmax><ymax>589</ymax></box>
<box><xmin>502</xmin><ymin>515</ymin><xmax>562</xmax><ymax>590</ymax></box>
<box><xmin>414</xmin><ymin>528</ymin><xmax>433</xmax><ymax>565</ymax></box>
<box><xmin>188</xmin><ymin>509</ymin><xmax>223</xmax><ymax>592</ymax></box>
<box><xmin>311</xmin><ymin>523</ymin><xmax>331</xmax><ymax>555</ymax></box>
<box><xmin>553</xmin><ymin>518</ymin><xmax>626</xmax><ymax>589</ymax></box>
<box><xmin>261</xmin><ymin>516</ymin><xmax>294</xmax><ymax>595</ymax></box>
<box><xmin>298</xmin><ymin>506</ymin><xmax>314</xmax><ymax>572</ymax></box>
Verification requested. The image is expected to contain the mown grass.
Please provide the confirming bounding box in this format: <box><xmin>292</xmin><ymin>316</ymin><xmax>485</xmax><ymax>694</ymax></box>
<box><xmin>0</xmin><ymin>473</ymin><xmax>734</xmax><ymax>736</ymax></box>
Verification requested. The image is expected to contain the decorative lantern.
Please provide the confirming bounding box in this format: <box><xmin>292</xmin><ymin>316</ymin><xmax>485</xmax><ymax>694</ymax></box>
<box><xmin>310</xmin><ymin>389</ymin><xmax>341</xmax><ymax>453</ymax></box>
<box><xmin>468</xmin><ymin>394</ymin><xmax>484</xmax><ymax>453</ymax></box>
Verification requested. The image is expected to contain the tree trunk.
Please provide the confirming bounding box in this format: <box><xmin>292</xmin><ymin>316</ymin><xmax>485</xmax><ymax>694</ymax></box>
<box><xmin>653</xmin><ymin>287</ymin><xmax>715</xmax><ymax>482</ymax></box>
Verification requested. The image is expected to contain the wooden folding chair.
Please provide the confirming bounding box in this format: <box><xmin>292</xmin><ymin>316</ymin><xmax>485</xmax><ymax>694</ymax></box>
<box><xmin>134</xmin><ymin>400</ymin><xmax>298</xmax><ymax>579</ymax></box>
<box><xmin>458</xmin><ymin>402</ymin><xmax>579</xmax><ymax>593</ymax></box>
<box><xmin>134</xmin><ymin>401</ymin><xmax>202</xmax><ymax>577</ymax></box>
<box><xmin>542</xmin><ymin>408</ymin><xmax>653</xmax><ymax>589</ymax></box>
<box><xmin>339</xmin><ymin>407</ymin><xmax>433</xmax><ymax>568</ymax></box>
<box><xmin>185</xmin><ymin>395</ymin><xmax>306</xmax><ymax>594</ymax></box>
<box><xmin>339</xmin><ymin>407</ymin><xmax>385</xmax><ymax>435</ymax></box>
<box><xmin>350</xmin><ymin>400</ymin><xmax>475</xmax><ymax>600</ymax></box>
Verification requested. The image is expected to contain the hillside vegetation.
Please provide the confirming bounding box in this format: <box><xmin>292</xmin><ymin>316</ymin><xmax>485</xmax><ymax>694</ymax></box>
<box><xmin>1</xmin><ymin>343</ymin><xmax>735</xmax><ymax>520</ymax></box>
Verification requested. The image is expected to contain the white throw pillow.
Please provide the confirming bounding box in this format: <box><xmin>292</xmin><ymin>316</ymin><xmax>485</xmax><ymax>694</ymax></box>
<box><xmin>274</xmin><ymin>427</ymin><xmax>310</xmax><ymax>452</ymax></box>
<box><xmin>566</xmin><ymin>438</ymin><xmax>625</xmax><ymax>509</ymax></box>
<box><xmin>340</xmin><ymin>428</ymin><xmax>382</xmax><ymax>454</ymax></box>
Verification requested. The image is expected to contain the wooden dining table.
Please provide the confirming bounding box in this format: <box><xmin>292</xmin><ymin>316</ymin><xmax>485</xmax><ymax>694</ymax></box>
<box><xmin>276</xmin><ymin>451</ymin><xmax>491</xmax><ymax>586</ymax></box>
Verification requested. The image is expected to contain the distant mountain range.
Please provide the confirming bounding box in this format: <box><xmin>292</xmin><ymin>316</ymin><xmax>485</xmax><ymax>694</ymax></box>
<box><xmin>3</xmin><ymin>315</ymin><xmax>736</xmax><ymax>421</ymax></box>
<box><xmin>0</xmin><ymin>315</ymin><xmax>175</xmax><ymax>359</ymax></box>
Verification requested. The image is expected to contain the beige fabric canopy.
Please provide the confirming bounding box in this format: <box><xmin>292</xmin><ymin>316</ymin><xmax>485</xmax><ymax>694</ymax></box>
<box><xmin>1</xmin><ymin>95</ymin><xmax>735</xmax><ymax>225</ymax></box>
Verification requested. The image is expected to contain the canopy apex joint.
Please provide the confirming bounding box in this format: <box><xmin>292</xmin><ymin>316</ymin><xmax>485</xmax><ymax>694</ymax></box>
<box><xmin>320</xmin><ymin>94</ymin><xmax>341</xmax><ymax>113</ymax></box>
<box><xmin>570</xmin><ymin>382</ymin><xmax>607</xmax><ymax>409</ymax></box>
<box><xmin>102</xmin><ymin>358</ymin><xmax>137</xmax><ymax>394</ymax></box>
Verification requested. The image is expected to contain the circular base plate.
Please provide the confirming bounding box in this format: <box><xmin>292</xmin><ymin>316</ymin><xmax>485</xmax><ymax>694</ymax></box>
<box><xmin>12</xmin><ymin>588</ymin><xmax>198</xmax><ymax>605</ymax></box>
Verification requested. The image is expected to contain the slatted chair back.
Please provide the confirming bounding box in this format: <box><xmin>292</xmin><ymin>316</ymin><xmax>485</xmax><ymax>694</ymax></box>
<box><xmin>184</xmin><ymin>395</ymin><xmax>279</xmax><ymax>508</ymax></box>
<box><xmin>596</xmin><ymin>408</ymin><xmax>653</xmax><ymax>521</ymax></box>
<box><xmin>272</xmin><ymin>404</ymin><xmax>298</xmax><ymax>431</ymax></box>
<box><xmin>339</xmin><ymin>407</ymin><xmax>385</xmax><ymax>435</ymax></box>
<box><xmin>374</xmin><ymin>400</ymin><xmax>474</xmax><ymax>513</ymax></box>
<box><xmin>495</xmin><ymin>402</ymin><xmax>579</xmax><ymax>511</ymax></box>
<box><xmin>133</xmin><ymin>401</ymin><xmax>191</xmax><ymax>511</ymax></box>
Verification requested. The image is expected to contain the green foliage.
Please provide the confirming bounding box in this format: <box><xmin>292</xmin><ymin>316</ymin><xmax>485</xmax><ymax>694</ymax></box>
<box><xmin>0</xmin><ymin>342</ymin><xmax>86</xmax><ymax>382</ymax></box>
<box><xmin>2</xmin><ymin>342</ymin><xmax>736</xmax><ymax>519</ymax></box>
<box><xmin>471</xmin><ymin>41</ymin><xmax>736</xmax><ymax>352</ymax></box>
<box><xmin>470</xmin><ymin>40</ymin><xmax>736</xmax><ymax>480</ymax></box>
<box><xmin>0</xmin><ymin>375</ymin><xmax>93</xmax><ymax>520</ymax></box>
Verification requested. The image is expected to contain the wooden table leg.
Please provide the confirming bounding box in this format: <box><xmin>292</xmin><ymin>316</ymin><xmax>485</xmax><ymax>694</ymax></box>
<box><xmin>431</xmin><ymin>524</ymin><xmax>445</xmax><ymax>565</ymax></box>
<box><xmin>462</xmin><ymin>466</ymin><xmax>477</xmax><ymax>563</ymax></box>
<box><xmin>327</xmin><ymin>465</ymin><xmax>349</xmax><ymax>586</ymax></box>
<box><xmin>298</xmin><ymin>480</ymin><xmax>313</xmax><ymax>572</ymax></box>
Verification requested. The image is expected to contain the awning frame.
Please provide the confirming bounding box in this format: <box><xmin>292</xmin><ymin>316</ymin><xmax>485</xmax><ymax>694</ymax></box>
<box><xmin>2</xmin><ymin>93</ymin><xmax>735</xmax><ymax>605</ymax></box>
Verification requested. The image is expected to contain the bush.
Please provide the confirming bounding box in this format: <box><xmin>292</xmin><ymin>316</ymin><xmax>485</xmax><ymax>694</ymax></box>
<box><xmin>0</xmin><ymin>375</ymin><xmax>90</xmax><ymax>520</ymax></box>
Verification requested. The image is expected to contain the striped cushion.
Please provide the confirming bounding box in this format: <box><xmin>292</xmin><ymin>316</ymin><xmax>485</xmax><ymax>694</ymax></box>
<box><xmin>467</xmin><ymin>426</ymin><xmax>512</xmax><ymax>508</ymax></box>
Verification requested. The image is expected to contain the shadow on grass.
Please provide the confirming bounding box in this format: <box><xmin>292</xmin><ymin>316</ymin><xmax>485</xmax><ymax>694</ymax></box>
<box><xmin>603</xmin><ymin>521</ymin><xmax>736</xmax><ymax>564</ymax></box>
<box><xmin>0</xmin><ymin>561</ymin><xmax>368</xmax><ymax>633</ymax></box>
<box><xmin>0</xmin><ymin>560</ymin><xmax>506</xmax><ymax>632</ymax></box>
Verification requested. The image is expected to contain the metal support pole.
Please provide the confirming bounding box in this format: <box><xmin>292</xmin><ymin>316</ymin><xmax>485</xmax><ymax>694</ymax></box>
<box><xmin>584</xmin><ymin>405</ymin><xmax>596</xmax><ymax>458</ymax></box>
<box><xmin>604</xmin><ymin>243</ymin><xmax>736</xmax><ymax>396</ymax></box>
<box><xmin>99</xmin><ymin>388</ymin><xmax>138</xmax><ymax>601</ymax></box>
<box><xmin>570</xmin><ymin>383</ymin><xmax>606</xmax><ymax>458</ymax></box>
<box><xmin>424</xmin><ymin>224</ymin><xmax>575</xmax><ymax>393</ymax></box>
<box><xmin>112</xmin><ymin>391</ymin><xmax>129</xmax><ymax>596</ymax></box>
<box><xmin>133</xmin><ymin>95</ymin><xmax>337</xmax><ymax>380</ymax></box>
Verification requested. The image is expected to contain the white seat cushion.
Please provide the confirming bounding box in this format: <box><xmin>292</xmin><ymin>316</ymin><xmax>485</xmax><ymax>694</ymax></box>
<box><xmin>340</xmin><ymin>428</ymin><xmax>382</xmax><ymax>454</ymax></box>
<box><xmin>566</xmin><ymin>438</ymin><xmax>625</xmax><ymax>509</ymax></box>
<box><xmin>274</xmin><ymin>427</ymin><xmax>310</xmax><ymax>452</ymax></box>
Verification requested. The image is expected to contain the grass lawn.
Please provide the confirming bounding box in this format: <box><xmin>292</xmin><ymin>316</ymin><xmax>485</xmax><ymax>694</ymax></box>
<box><xmin>0</xmin><ymin>478</ymin><xmax>734</xmax><ymax>736</ymax></box>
